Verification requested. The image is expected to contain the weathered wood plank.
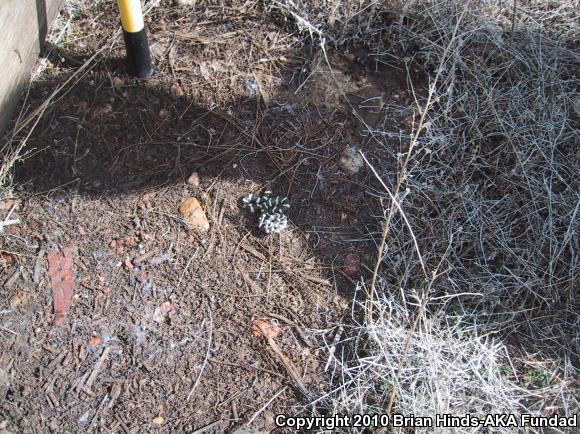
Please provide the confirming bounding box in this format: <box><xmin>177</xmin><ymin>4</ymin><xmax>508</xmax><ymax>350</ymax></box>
<box><xmin>0</xmin><ymin>0</ymin><xmax>64</xmax><ymax>134</ymax></box>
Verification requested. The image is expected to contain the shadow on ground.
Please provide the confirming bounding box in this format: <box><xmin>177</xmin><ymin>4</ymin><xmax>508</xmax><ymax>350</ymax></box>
<box><xmin>1</xmin><ymin>35</ymin><xmax>408</xmax><ymax>431</ymax></box>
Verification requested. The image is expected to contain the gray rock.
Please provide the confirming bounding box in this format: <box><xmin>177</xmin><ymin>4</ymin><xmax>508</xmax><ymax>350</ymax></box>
<box><xmin>340</xmin><ymin>144</ymin><xmax>365</xmax><ymax>175</ymax></box>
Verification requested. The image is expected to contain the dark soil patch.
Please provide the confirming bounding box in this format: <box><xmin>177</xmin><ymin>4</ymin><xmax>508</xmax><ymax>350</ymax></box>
<box><xmin>1</xmin><ymin>1</ymin><xmax>413</xmax><ymax>432</ymax></box>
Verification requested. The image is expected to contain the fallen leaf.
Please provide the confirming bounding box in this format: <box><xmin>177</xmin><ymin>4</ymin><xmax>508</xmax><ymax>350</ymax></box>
<box><xmin>124</xmin><ymin>258</ymin><xmax>134</xmax><ymax>270</ymax></box>
<box><xmin>251</xmin><ymin>320</ymin><xmax>281</xmax><ymax>339</ymax></box>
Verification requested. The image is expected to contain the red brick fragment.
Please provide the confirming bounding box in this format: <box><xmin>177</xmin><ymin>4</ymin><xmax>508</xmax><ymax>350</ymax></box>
<box><xmin>47</xmin><ymin>247</ymin><xmax>75</xmax><ymax>326</ymax></box>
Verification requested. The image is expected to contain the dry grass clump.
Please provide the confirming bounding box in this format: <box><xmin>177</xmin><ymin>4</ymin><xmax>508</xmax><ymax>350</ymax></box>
<box><xmin>276</xmin><ymin>0</ymin><xmax>579</xmax><ymax>426</ymax></box>
<box><xmin>326</xmin><ymin>288</ymin><xmax>531</xmax><ymax>425</ymax></box>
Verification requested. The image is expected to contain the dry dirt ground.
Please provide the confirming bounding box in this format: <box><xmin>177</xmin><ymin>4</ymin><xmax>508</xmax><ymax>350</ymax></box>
<box><xmin>1</xmin><ymin>1</ymin><xmax>415</xmax><ymax>432</ymax></box>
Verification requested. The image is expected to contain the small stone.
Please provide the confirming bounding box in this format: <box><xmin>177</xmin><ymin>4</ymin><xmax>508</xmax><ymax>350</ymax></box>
<box><xmin>5</xmin><ymin>225</ymin><xmax>21</xmax><ymax>236</ymax></box>
<box><xmin>186</xmin><ymin>171</ymin><xmax>200</xmax><ymax>187</ymax></box>
<box><xmin>339</xmin><ymin>145</ymin><xmax>364</xmax><ymax>175</ymax></box>
<box><xmin>179</xmin><ymin>197</ymin><xmax>210</xmax><ymax>232</ymax></box>
<box><xmin>88</xmin><ymin>337</ymin><xmax>102</xmax><ymax>346</ymax></box>
<box><xmin>1</xmin><ymin>253</ymin><xmax>14</xmax><ymax>266</ymax></box>
<box><xmin>152</xmin><ymin>416</ymin><xmax>165</xmax><ymax>425</ymax></box>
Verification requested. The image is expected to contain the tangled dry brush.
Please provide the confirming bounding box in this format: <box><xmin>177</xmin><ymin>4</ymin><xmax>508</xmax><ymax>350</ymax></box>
<box><xmin>272</xmin><ymin>0</ymin><xmax>579</xmax><ymax>431</ymax></box>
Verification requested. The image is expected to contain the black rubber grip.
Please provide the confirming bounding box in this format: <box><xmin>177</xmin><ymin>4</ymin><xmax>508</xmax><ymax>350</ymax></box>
<box><xmin>122</xmin><ymin>28</ymin><xmax>154</xmax><ymax>78</ymax></box>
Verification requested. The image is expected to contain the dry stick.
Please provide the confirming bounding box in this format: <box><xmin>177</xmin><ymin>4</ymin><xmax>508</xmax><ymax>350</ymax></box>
<box><xmin>0</xmin><ymin>325</ymin><xmax>18</xmax><ymax>336</ymax></box>
<box><xmin>386</xmin><ymin>23</ymin><xmax>466</xmax><ymax>419</ymax></box>
<box><xmin>84</xmin><ymin>346</ymin><xmax>111</xmax><ymax>391</ymax></box>
<box><xmin>187</xmin><ymin>303</ymin><xmax>213</xmax><ymax>401</ymax></box>
<box><xmin>4</xmin><ymin>270</ymin><xmax>21</xmax><ymax>289</ymax></box>
<box><xmin>132</xmin><ymin>248</ymin><xmax>159</xmax><ymax>266</ymax></box>
<box><xmin>268</xmin><ymin>312</ymin><xmax>312</xmax><ymax>348</ymax></box>
<box><xmin>363</xmin><ymin>154</ymin><xmax>427</xmax><ymax>276</ymax></box>
<box><xmin>324</xmin><ymin>324</ymin><xmax>344</xmax><ymax>372</ymax></box>
<box><xmin>364</xmin><ymin>6</ymin><xmax>467</xmax><ymax>327</ymax></box>
<box><xmin>316</xmin><ymin>35</ymin><xmax>408</xmax><ymax>326</ymax></box>
<box><xmin>88</xmin><ymin>394</ymin><xmax>109</xmax><ymax>430</ymax></box>
<box><xmin>265</xmin><ymin>337</ymin><xmax>311</xmax><ymax>399</ymax></box>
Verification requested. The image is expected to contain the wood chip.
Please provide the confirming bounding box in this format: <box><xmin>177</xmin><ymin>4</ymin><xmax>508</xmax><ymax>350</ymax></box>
<box><xmin>240</xmin><ymin>243</ymin><xmax>266</xmax><ymax>261</ymax></box>
<box><xmin>107</xmin><ymin>382</ymin><xmax>122</xmax><ymax>410</ymax></box>
<box><xmin>298</xmin><ymin>273</ymin><xmax>331</xmax><ymax>287</ymax></box>
<box><xmin>83</xmin><ymin>346</ymin><xmax>111</xmax><ymax>391</ymax></box>
<box><xmin>33</xmin><ymin>249</ymin><xmax>45</xmax><ymax>283</ymax></box>
<box><xmin>132</xmin><ymin>248</ymin><xmax>159</xmax><ymax>266</ymax></box>
<box><xmin>4</xmin><ymin>270</ymin><xmax>21</xmax><ymax>289</ymax></box>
